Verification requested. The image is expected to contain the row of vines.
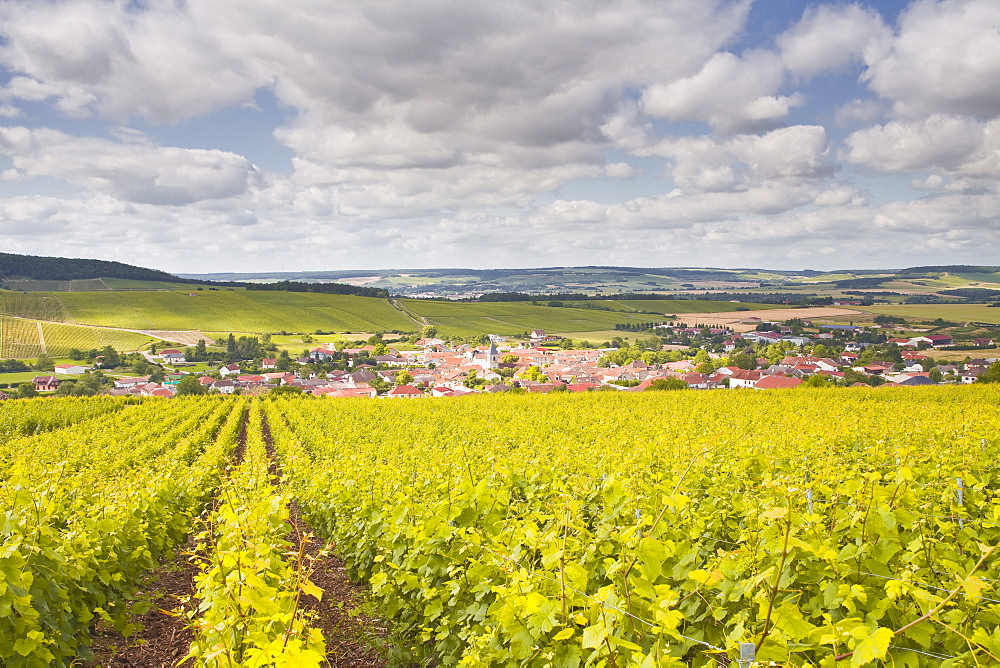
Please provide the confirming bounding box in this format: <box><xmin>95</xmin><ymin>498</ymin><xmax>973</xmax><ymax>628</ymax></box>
<box><xmin>3</xmin><ymin>387</ymin><xmax>999</xmax><ymax>666</ymax></box>
<box><xmin>266</xmin><ymin>385</ymin><xmax>1000</xmax><ymax>666</ymax></box>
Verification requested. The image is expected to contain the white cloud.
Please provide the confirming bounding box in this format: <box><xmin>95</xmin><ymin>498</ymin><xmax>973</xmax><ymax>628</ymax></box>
<box><xmin>640</xmin><ymin>50</ymin><xmax>802</xmax><ymax>133</ymax></box>
<box><xmin>842</xmin><ymin>115</ymin><xmax>999</xmax><ymax>190</ymax></box>
<box><xmin>778</xmin><ymin>4</ymin><xmax>890</xmax><ymax>78</ymax></box>
<box><xmin>646</xmin><ymin>125</ymin><xmax>836</xmax><ymax>193</ymax></box>
<box><xmin>0</xmin><ymin>0</ymin><xmax>996</xmax><ymax>271</ymax></box>
<box><xmin>862</xmin><ymin>0</ymin><xmax>1000</xmax><ymax>119</ymax></box>
<box><xmin>0</xmin><ymin>126</ymin><xmax>259</xmax><ymax>205</ymax></box>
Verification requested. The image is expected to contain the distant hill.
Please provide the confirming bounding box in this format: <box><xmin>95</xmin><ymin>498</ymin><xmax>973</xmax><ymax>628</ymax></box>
<box><xmin>0</xmin><ymin>252</ymin><xmax>187</xmax><ymax>283</ymax></box>
<box><xmin>0</xmin><ymin>252</ymin><xmax>389</xmax><ymax>298</ymax></box>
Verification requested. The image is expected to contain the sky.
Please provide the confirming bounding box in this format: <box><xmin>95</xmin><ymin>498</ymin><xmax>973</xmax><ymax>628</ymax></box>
<box><xmin>0</xmin><ymin>0</ymin><xmax>997</xmax><ymax>275</ymax></box>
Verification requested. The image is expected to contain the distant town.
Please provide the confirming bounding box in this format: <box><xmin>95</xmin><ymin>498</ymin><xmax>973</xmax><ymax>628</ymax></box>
<box><xmin>11</xmin><ymin>312</ymin><xmax>999</xmax><ymax>399</ymax></box>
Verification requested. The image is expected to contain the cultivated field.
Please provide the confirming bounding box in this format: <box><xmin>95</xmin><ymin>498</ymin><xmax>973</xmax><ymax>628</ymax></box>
<box><xmin>398</xmin><ymin>299</ymin><xmax>750</xmax><ymax>338</ymax></box>
<box><xmin>4</xmin><ymin>387</ymin><xmax>1000</xmax><ymax>665</ymax></box>
<box><xmin>0</xmin><ymin>316</ymin><xmax>156</xmax><ymax>357</ymax></box>
<box><xmin>561</xmin><ymin>299</ymin><xmax>782</xmax><ymax>314</ymax></box>
<box><xmin>672</xmin><ymin>306</ymin><xmax>863</xmax><ymax>332</ymax></box>
<box><xmin>0</xmin><ymin>290</ymin><xmax>417</xmax><ymax>334</ymax></box>
<box><xmin>857</xmin><ymin>303</ymin><xmax>1000</xmax><ymax>325</ymax></box>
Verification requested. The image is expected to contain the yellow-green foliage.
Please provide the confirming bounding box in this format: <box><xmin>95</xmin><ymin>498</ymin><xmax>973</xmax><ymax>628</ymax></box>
<box><xmin>0</xmin><ymin>397</ymin><xmax>241</xmax><ymax>664</ymax></box>
<box><xmin>266</xmin><ymin>386</ymin><xmax>1000</xmax><ymax>666</ymax></box>
<box><xmin>0</xmin><ymin>316</ymin><xmax>154</xmax><ymax>358</ymax></box>
<box><xmin>186</xmin><ymin>402</ymin><xmax>325</xmax><ymax>666</ymax></box>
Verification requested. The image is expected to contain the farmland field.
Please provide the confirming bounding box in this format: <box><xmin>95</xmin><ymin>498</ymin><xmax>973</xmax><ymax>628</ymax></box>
<box><xmin>857</xmin><ymin>303</ymin><xmax>1000</xmax><ymax>324</ymax></box>
<box><xmin>0</xmin><ymin>290</ymin><xmax>417</xmax><ymax>333</ymax></box>
<box><xmin>0</xmin><ymin>315</ymin><xmax>155</xmax><ymax>357</ymax></box>
<box><xmin>3</xmin><ymin>387</ymin><xmax>997</xmax><ymax>665</ymax></box>
<box><xmin>400</xmin><ymin>299</ymin><xmax>698</xmax><ymax>338</ymax></box>
<box><xmin>560</xmin><ymin>299</ymin><xmax>783</xmax><ymax>314</ymax></box>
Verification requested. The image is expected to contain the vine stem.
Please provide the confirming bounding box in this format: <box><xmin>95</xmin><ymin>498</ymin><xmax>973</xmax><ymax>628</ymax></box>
<box><xmin>756</xmin><ymin>495</ymin><xmax>793</xmax><ymax>653</ymax></box>
<box><xmin>834</xmin><ymin>545</ymin><xmax>996</xmax><ymax>662</ymax></box>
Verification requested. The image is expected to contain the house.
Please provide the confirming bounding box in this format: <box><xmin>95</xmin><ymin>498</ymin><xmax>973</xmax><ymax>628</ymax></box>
<box><xmin>114</xmin><ymin>376</ymin><xmax>151</xmax><ymax>389</ymax></box>
<box><xmin>32</xmin><ymin>376</ymin><xmax>60</xmax><ymax>392</ymax></box>
<box><xmin>908</xmin><ymin>335</ymin><xmax>953</xmax><ymax>348</ymax></box>
<box><xmin>261</xmin><ymin>358</ymin><xmax>277</xmax><ymax>369</ymax></box>
<box><xmin>387</xmin><ymin>384</ymin><xmax>424</xmax><ymax>398</ymax></box>
<box><xmin>219</xmin><ymin>363</ymin><xmax>241</xmax><ymax>376</ymax></box>
<box><xmin>308</xmin><ymin>348</ymin><xmax>337</xmax><ymax>362</ymax></box>
<box><xmin>974</xmin><ymin>338</ymin><xmax>996</xmax><ymax>348</ymax></box>
<box><xmin>159</xmin><ymin>349</ymin><xmax>185</xmax><ymax>363</ymax></box>
<box><xmin>212</xmin><ymin>380</ymin><xmax>237</xmax><ymax>394</ymax></box>
<box><xmin>728</xmin><ymin>369</ymin><xmax>764</xmax><ymax>389</ymax></box>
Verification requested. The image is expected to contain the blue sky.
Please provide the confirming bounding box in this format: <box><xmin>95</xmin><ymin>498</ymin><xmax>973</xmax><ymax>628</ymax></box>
<box><xmin>0</xmin><ymin>0</ymin><xmax>997</xmax><ymax>274</ymax></box>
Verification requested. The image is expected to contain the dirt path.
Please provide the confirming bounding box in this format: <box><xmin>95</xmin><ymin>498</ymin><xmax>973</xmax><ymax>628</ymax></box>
<box><xmin>261</xmin><ymin>413</ymin><xmax>388</xmax><ymax>667</ymax></box>
<box><xmin>86</xmin><ymin>411</ymin><xmax>251</xmax><ymax>667</ymax></box>
<box><xmin>391</xmin><ymin>298</ymin><xmax>427</xmax><ymax>328</ymax></box>
<box><xmin>35</xmin><ymin>321</ymin><xmax>46</xmax><ymax>355</ymax></box>
<box><xmin>86</xmin><ymin>407</ymin><xmax>387</xmax><ymax>667</ymax></box>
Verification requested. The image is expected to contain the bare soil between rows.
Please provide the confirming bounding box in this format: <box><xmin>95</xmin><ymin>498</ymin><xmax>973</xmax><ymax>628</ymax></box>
<box><xmin>87</xmin><ymin>408</ymin><xmax>388</xmax><ymax>667</ymax></box>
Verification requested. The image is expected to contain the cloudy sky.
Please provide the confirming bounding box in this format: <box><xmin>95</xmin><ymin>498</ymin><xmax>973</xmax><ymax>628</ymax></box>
<box><xmin>0</xmin><ymin>0</ymin><xmax>997</xmax><ymax>274</ymax></box>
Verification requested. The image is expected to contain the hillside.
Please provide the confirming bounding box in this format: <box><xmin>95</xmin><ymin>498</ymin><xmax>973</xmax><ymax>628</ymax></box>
<box><xmin>0</xmin><ymin>252</ymin><xmax>186</xmax><ymax>283</ymax></box>
<box><xmin>181</xmin><ymin>264</ymin><xmax>1000</xmax><ymax>301</ymax></box>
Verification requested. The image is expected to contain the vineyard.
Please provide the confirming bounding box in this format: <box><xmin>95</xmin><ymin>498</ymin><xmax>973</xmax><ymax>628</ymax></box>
<box><xmin>0</xmin><ymin>316</ymin><xmax>155</xmax><ymax>358</ymax></box>
<box><xmin>2</xmin><ymin>386</ymin><xmax>1000</xmax><ymax>665</ymax></box>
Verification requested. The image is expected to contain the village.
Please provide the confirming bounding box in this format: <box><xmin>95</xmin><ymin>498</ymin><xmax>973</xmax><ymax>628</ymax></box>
<box><xmin>18</xmin><ymin>315</ymin><xmax>1000</xmax><ymax>398</ymax></box>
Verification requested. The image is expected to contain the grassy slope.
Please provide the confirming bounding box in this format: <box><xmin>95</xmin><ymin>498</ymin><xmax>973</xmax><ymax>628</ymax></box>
<box><xmin>856</xmin><ymin>304</ymin><xmax>1000</xmax><ymax>324</ymax></box>
<box><xmin>0</xmin><ymin>316</ymin><xmax>154</xmax><ymax>358</ymax></box>
<box><xmin>561</xmin><ymin>299</ymin><xmax>783</xmax><ymax>314</ymax></box>
<box><xmin>0</xmin><ymin>290</ymin><xmax>417</xmax><ymax>333</ymax></box>
<box><xmin>400</xmin><ymin>299</ymin><xmax>729</xmax><ymax>338</ymax></box>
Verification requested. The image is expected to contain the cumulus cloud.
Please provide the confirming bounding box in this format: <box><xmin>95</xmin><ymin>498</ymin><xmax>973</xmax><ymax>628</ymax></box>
<box><xmin>0</xmin><ymin>126</ymin><xmax>259</xmax><ymax>205</ymax></box>
<box><xmin>640</xmin><ymin>50</ymin><xmax>802</xmax><ymax>133</ymax></box>
<box><xmin>842</xmin><ymin>115</ymin><xmax>1000</xmax><ymax>192</ymax></box>
<box><xmin>778</xmin><ymin>4</ymin><xmax>890</xmax><ymax>78</ymax></box>
<box><xmin>644</xmin><ymin>125</ymin><xmax>836</xmax><ymax>193</ymax></box>
<box><xmin>862</xmin><ymin>0</ymin><xmax>1000</xmax><ymax>119</ymax></box>
<box><xmin>0</xmin><ymin>0</ymin><xmax>996</xmax><ymax>271</ymax></box>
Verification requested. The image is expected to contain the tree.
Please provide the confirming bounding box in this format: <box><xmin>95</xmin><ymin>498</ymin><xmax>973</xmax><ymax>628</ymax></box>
<box><xmin>812</xmin><ymin>343</ymin><xmax>832</xmax><ymax>358</ymax></box>
<box><xmin>276</xmin><ymin>349</ymin><xmax>292</xmax><ymax>371</ymax></box>
<box><xmin>420</xmin><ymin>325</ymin><xmax>437</xmax><ymax>339</ymax></box>
<box><xmin>929</xmin><ymin>367</ymin><xmax>944</xmax><ymax>383</ymax></box>
<box><xmin>803</xmin><ymin>374</ymin><xmax>834</xmax><ymax>388</ymax></box>
<box><xmin>646</xmin><ymin>378</ymin><xmax>687</xmax><ymax>391</ymax></box>
<box><xmin>396</xmin><ymin>370</ymin><xmax>414</xmax><ymax>386</ymax></box>
<box><xmin>99</xmin><ymin>346</ymin><xmax>121</xmax><ymax>369</ymax></box>
<box><xmin>501</xmin><ymin>353</ymin><xmax>519</xmax><ymax>365</ymax></box>
<box><xmin>521</xmin><ymin>366</ymin><xmax>547</xmax><ymax>383</ymax></box>
<box><xmin>980</xmin><ymin>361</ymin><xmax>1000</xmax><ymax>384</ymax></box>
<box><xmin>15</xmin><ymin>382</ymin><xmax>37</xmax><ymax>399</ymax></box>
<box><xmin>731</xmin><ymin>352</ymin><xmax>756</xmax><ymax>370</ymax></box>
<box><xmin>33</xmin><ymin>354</ymin><xmax>53</xmax><ymax>371</ymax></box>
<box><xmin>175</xmin><ymin>375</ymin><xmax>207</xmax><ymax>396</ymax></box>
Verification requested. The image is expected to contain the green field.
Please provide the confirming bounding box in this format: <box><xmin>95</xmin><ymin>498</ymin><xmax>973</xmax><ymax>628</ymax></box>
<box><xmin>0</xmin><ymin>316</ymin><xmax>155</xmax><ymax>358</ymax></box>
<box><xmin>562</xmin><ymin>299</ymin><xmax>783</xmax><ymax>314</ymax></box>
<box><xmin>857</xmin><ymin>303</ymin><xmax>1000</xmax><ymax>324</ymax></box>
<box><xmin>0</xmin><ymin>290</ymin><xmax>417</xmax><ymax>334</ymax></box>
<box><xmin>402</xmin><ymin>299</ymin><xmax>693</xmax><ymax>338</ymax></box>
